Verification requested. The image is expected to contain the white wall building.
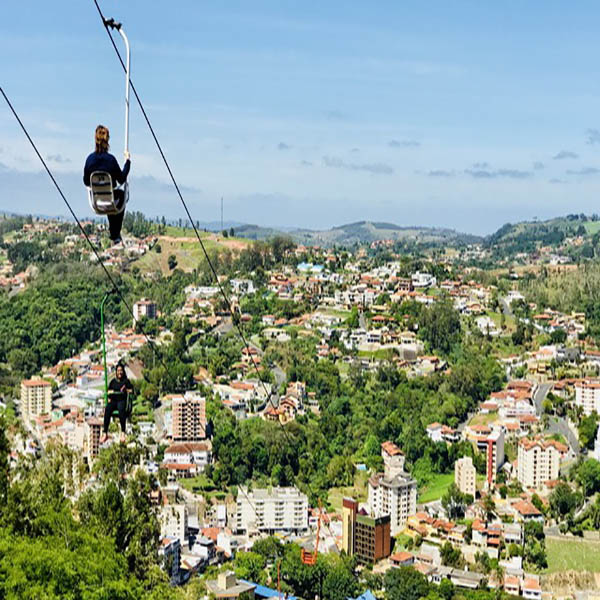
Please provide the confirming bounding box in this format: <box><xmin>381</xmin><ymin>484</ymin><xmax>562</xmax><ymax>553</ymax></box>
<box><xmin>455</xmin><ymin>456</ymin><xmax>476</xmax><ymax>498</ymax></box>
<box><xmin>235</xmin><ymin>486</ymin><xmax>308</xmax><ymax>535</ymax></box>
<box><xmin>574</xmin><ymin>380</ymin><xmax>600</xmax><ymax>416</ymax></box>
<box><xmin>132</xmin><ymin>298</ymin><xmax>157</xmax><ymax>323</ymax></box>
<box><xmin>21</xmin><ymin>379</ymin><xmax>52</xmax><ymax>420</ymax></box>
<box><xmin>368</xmin><ymin>441</ymin><xmax>417</xmax><ymax>535</ymax></box>
<box><xmin>517</xmin><ymin>437</ymin><xmax>567</xmax><ymax>489</ymax></box>
<box><xmin>160</xmin><ymin>504</ymin><xmax>188</xmax><ymax>542</ymax></box>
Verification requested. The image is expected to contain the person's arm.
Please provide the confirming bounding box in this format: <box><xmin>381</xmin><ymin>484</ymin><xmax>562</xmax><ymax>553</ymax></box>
<box><xmin>83</xmin><ymin>156</ymin><xmax>91</xmax><ymax>186</ymax></box>
<box><xmin>122</xmin><ymin>378</ymin><xmax>134</xmax><ymax>394</ymax></box>
<box><xmin>107</xmin><ymin>378</ymin><xmax>119</xmax><ymax>400</ymax></box>
<box><xmin>112</xmin><ymin>155</ymin><xmax>131</xmax><ymax>185</ymax></box>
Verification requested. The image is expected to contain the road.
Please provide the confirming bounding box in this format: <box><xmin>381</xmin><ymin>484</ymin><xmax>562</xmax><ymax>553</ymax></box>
<box><xmin>548</xmin><ymin>415</ymin><xmax>580</xmax><ymax>454</ymax></box>
<box><xmin>531</xmin><ymin>382</ymin><xmax>579</xmax><ymax>453</ymax></box>
<box><xmin>533</xmin><ymin>382</ymin><xmax>552</xmax><ymax>415</ymax></box>
<box><xmin>214</xmin><ymin>316</ymin><xmax>233</xmax><ymax>336</ymax></box>
<box><xmin>359</xmin><ymin>310</ymin><xmax>366</xmax><ymax>330</ymax></box>
<box><xmin>499</xmin><ymin>298</ymin><xmax>513</xmax><ymax>317</ymax></box>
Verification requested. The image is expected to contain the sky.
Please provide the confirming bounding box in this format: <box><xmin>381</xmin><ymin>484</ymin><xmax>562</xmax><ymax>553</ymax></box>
<box><xmin>3</xmin><ymin>1</ymin><xmax>600</xmax><ymax>235</ymax></box>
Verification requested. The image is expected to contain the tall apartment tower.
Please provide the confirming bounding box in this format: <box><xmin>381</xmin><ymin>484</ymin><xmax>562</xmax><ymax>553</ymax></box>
<box><xmin>342</xmin><ymin>498</ymin><xmax>358</xmax><ymax>556</ymax></box>
<box><xmin>172</xmin><ymin>393</ymin><xmax>206</xmax><ymax>442</ymax></box>
<box><xmin>368</xmin><ymin>441</ymin><xmax>417</xmax><ymax>535</ymax></box>
<box><xmin>85</xmin><ymin>417</ymin><xmax>103</xmax><ymax>461</ymax></box>
<box><xmin>475</xmin><ymin>427</ymin><xmax>505</xmax><ymax>487</ymax></box>
<box><xmin>517</xmin><ymin>437</ymin><xmax>567</xmax><ymax>489</ymax></box>
<box><xmin>454</xmin><ymin>456</ymin><xmax>476</xmax><ymax>498</ymax></box>
<box><xmin>21</xmin><ymin>379</ymin><xmax>52</xmax><ymax>420</ymax></box>
<box><xmin>342</xmin><ymin>496</ymin><xmax>391</xmax><ymax>564</ymax></box>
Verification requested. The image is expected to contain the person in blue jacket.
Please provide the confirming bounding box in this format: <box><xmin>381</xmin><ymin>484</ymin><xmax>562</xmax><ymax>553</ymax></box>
<box><xmin>83</xmin><ymin>124</ymin><xmax>131</xmax><ymax>244</ymax></box>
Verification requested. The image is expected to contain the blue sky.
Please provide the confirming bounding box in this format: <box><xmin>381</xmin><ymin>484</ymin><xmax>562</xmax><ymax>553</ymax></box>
<box><xmin>3</xmin><ymin>1</ymin><xmax>600</xmax><ymax>234</ymax></box>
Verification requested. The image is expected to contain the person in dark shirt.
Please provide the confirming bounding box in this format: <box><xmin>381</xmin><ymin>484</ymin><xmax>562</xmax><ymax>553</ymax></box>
<box><xmin>83</xmin><ymin>124</ymin><xmax>131</xmax><ymax>244</ymax></box>
<box><xmin>101</xmin><ymin>362</ymin><xmax>133</xmax><ymax>444</ymax></box>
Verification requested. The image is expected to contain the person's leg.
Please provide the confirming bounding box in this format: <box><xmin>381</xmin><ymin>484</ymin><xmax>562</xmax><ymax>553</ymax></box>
<box><xmin>101</xmin><ymin>400</ymin><xmax>116</xmax><ymax>442</ymax></box>
<box><xmin>107</xmin><ymin>190</ymin><xmax>125</xmax><ymax>241</ymax></box>
<box><xmin>117</xmin><ymin>401</ymin><xmax>127</xmax><ymax>441</ymax></box>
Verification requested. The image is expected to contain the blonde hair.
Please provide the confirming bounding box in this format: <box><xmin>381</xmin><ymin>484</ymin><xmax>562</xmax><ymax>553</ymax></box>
<box><xmin>95</xmin><ymin>125</ymin><xmax>110</xmax><ymax>153</ymax></box>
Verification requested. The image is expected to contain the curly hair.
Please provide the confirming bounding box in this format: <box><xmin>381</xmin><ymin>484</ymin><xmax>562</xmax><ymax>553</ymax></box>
<box><xmin>94</xmin><ymin>125</ymin><xmax>110</xmax><ymax>153</ymax></box>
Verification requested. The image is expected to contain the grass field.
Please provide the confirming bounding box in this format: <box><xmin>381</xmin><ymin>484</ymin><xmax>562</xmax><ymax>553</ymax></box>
<box><xmin>468</xmin><ymin>412</ymin><xmax>499</xmax><ymax>427</ymax></box>
<box><xmin>545</xmin><ymin>537</ymin><xmax>600</xmax><ymax>573</ymax></box>
<box><xmin>131</xmin><ymin>234</ymin><xmax>249</xmax><ymax>275</ymax></box>
<box><xmin>358</xmin><ymin>349</ymin><xmax>397</xmax><ymax>360</ymax></box>
<box><xmin>418</xmin><ymin>472</ymin><xmax>454</xmax><ymax>504</ymax></box>
<box><xmin>487</xmin><ymin>310</ymin><xmax>517</xmax><ymax>333</ymax></box>
<box><xmin>328</xmin><ymin>472</ymin><xmax>369</xmax><ymax>511</ymax></box>
<box><xmin>585</xmin><ymin>221</ymin><xmax>600</xmax><ymax>235</ymax></box>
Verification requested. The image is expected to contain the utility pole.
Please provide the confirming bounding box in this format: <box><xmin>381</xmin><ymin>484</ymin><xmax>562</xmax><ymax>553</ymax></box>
<box><xmin>221</xmin><ymin>196</ymin><xmax>223</xmax><ymax>232</ymax></box>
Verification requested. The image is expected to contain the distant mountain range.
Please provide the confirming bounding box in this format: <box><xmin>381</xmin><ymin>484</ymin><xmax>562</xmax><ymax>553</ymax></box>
<box><xmin>234</xmin><ymin>220</ymin><xmax>481</xmax><ymax>246</ymax></box>
<box><xmin>5</xmin><ymin>210</ymin><xmax>598</xmax><ymax>249</ymax></box>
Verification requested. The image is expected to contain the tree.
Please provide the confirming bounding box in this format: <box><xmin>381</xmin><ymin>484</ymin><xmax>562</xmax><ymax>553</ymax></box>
<box><xmin>483</xmin><ymin>494</ymin><xmax>496</xmax><ymax>521</ymax></box>
<box><xmin>384</xmin><ymin>566</ymin><xmax>430</xmax><ymax>600</ymax></box>
<box><xmin>576</xmin><ymin>459</ymin><xmax>600</xmax><ymax>496</ymax></box>
<box><xmin>550</xmin><ymin>328</ymin><xmax>567</xmax><ymax>344</ymax></box>
<box><xmin>441</xmin><ymin>542</ymin><xmax>463</xmax><ymax>567</ymax></box>
<box><xmin>418</xmin><ymin>298</ymin><xmax>461</xmax><ymax>354</ymax></box>
<box><xmin>549</xmin><ymin>482</ymin><xmax>580</xmax><ymax>520</ymax></box>
<box><xmin>579</xmin><ymin>414</ymin><xmax>598</xmax><ymax>450</ymax></box>
<box><xmin>235</xmin><ymin>551</ymin><xmax>266</xmax><ymax>583</ymax></box>
<box><xmin>441</xmin><ymin>483</ymin><xmax>472</xmax><ymax>520</ymax></box>
<box><xmin>524</xmin><ymin>521</ymin><xmax>547</xmax><ymax>570</ymax></box>
<box><xmin>439</xmin><ymin>578</ymin><xmax>454</xmax><ymax>600</ymax></box>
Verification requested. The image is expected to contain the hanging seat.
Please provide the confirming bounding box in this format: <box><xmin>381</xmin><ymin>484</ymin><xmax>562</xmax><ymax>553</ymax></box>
<box><xmin>88</xmin><ymin>171</ymin><xmax>128</xmax><ymax>215</ymax></box>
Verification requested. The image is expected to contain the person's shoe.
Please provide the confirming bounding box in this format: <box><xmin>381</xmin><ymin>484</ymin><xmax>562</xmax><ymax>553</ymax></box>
<box><xmin>112</xmin><ymin>236</ymin><xmax>123</xmax><ymax>245</ymax></box>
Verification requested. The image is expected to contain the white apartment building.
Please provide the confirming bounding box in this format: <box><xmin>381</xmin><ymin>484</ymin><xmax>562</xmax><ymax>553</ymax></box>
<box><xmin>235</xmin><ymin>486</ymin><xmax>308</xmax><ymax>535</ymax></box>
<box><xmin>368</xmin><ymin>441</ymin><xmax>417</xmax><ymax>535</ymax></box>
<box><xmin>163</xmin><ymin>442</ymin><xmax>212</xmax><ymax>472</ymax></box>
<box><xmin>132</xmin><ymin>298</ymin><xmax>157</xmax><ymax>323</ymax></box>
<box><xmin>574</xmin><ymin>380</ymin><xmax>600</xmax><ymax>416</ymax></box>
<box><xmin>21</xmin><ymin>379</ymin><xmax>52</xmax><ymax>420</ymax></box>
<box><xmin>160</xmin><ymin>503</ymin><xmax>188</xmax><ymax>542</ymax></box>
<box><xmin>411</xmin><ymin>272</ymin><xmax>437</xmax><ymax>288</ymax></box>
<box><xmin>517</xmin><ymin>437</ymin><xmax>567</xmax><ymax>489</ymax></box>
<box><xmin>455</xmin><ymin>456</ymin><xmax>476</xmax><ymax>498</ymax></box>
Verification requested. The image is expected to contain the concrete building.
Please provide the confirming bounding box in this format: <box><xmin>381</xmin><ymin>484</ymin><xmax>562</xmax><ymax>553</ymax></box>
<box><xmin>455</xmin><ymin>456</ymin><xmax>476</xmax><ymax>498</ymax></box>
<box><xmin>236</xmin><ymin>486</ymin><xmax>308</xmax><ymax>535</ymax></box>
<box><xmin>132</xmin><ymin>298</ymin><xmax>157</xmax><ymax>324</ymax></box>
<box><xmin>341</xmin><ymin>497</ymin><xmax>391</xmax><ymax>564</ymax></box>
<box><xmin>206</xmin><ymin>572</ymin><xmax>255</xmax><ymax>600</ymax></box>
<box><xmin>574</xmin><ymin>380</ymin><xmax>600</xmax><ymax>416</ymax></box>
<box><xmin>159</xmin><ymin>537</ymin><xmax>181</xmax><ymax>585</ymax></box>
<box><xmin>84</xmin><ymin>417</ymin><xmax>103</xmax><ymax>461</ymax></box>
<box><xmin>172</xmin><ymin>393</ymin><xmax>206</xmax><ymax>442</ymax></box>
<box><xmin>160</xmin><ymin>503</ymin><xmax>188</xmax><ymax>542</ymax></box>
<box><xmin>517</xmin><ymin>437</ymin><xmax>567</xmax><ymax>489</ymax></box>
<box><xmin>367</xmin><ymin>442</ymin><xmax>417</xmax><ymax>535</ymax></box>
<box><xmin>475</xmin><ymin>427</ymin><xmax>505</xmax><ymax>487</ymax></box>
<box><xmin>163</xmin><ymin>441</ymin><xmax>212</xmax><ymax>472</ymax></box>
<box><xmin>21</xmin><ymin>379</ymin><xmax>52</xmax><ymax>420</ymax></box>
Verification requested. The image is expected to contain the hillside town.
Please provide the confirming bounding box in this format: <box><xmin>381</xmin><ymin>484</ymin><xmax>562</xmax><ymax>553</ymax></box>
<box><xmin>4</xmin><ymin>213</ymin><xmax>600</xmax><ymax>599</ymax></box>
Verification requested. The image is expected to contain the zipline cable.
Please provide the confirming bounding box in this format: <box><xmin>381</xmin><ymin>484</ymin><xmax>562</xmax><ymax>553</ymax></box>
<box><xmin>0</xmin><ymin>86</ymin><xmax>271</xmax><ymax>531</ymax></box>
<box><xmin>92</xmin><ymin>0</ymin><xmax>339</xmax><ymax>550</ymax></box>
<box><xmin>90</xmin><ymin>0</ymin><xmax>301</xmax><ymax>452</ymax></box>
